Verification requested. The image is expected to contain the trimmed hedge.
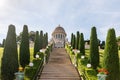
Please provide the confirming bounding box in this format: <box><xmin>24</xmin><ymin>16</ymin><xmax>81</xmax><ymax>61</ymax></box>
<box><xmin>24</xmin><ymin>44</ymin><xmax>52</xmax><ymax>80</ymax></box>
<box><xmin>24</xmin><ymin>58</ymin><xmax>43</xmax><ymax>80</ymax></box>
<box><xmin>65</xmin><ymin>43</ymin><xmax>97</xmax><ymax>80</ymax></box>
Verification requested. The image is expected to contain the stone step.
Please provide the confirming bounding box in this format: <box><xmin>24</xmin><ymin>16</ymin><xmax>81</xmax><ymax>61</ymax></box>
<box><xmin>39</xmin><ymin>48</ymin><xmax>81</xmax><ymax>80</ymax></box>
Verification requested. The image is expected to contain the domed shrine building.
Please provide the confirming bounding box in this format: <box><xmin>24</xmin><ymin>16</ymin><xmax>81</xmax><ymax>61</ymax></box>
<box><xmin>52</xmin><ymin>25</ymin><xmax>67</xmax><ymax>48</ymax></box>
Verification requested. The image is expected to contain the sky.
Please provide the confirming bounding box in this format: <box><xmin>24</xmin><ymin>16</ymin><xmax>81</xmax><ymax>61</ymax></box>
<box><xmin>0</xmin><ymin>0</ymin><xmax>120</xmax><ymax>43</ymax></box>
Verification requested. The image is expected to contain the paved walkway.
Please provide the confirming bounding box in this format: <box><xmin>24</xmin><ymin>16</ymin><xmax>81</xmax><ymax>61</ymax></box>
<box><xmin>39</xmin><ymin>48</ymin><xmax>81</xmax><ymax>80</ymax></box>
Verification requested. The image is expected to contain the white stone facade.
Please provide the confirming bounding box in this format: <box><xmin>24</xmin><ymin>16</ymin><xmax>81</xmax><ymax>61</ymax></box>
<box><xmin>52</xmin><ymin>25</ymin><xmax>66</xmax><ymax>48</ymax></box>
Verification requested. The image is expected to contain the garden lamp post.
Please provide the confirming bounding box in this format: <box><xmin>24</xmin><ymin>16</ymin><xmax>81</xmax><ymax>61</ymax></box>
<box><xmin>87</xmin><ymin>63</ymin><xmax>91</xmax><ymax>68</ymax></box>
<box><xmin>35</xmin><ymin>54</ymin><xmax>39</xmax><ymax>59</ymax></box>
<box><xmin>81</xmin><ymin>55</ymin><xmax>85</xmax><ymax>59</ymax></box>
<box><xmin>14</xmin><ymin>67</ymin><xmax>24</xmax><ymax>80</ymax></box>
<box><xmin>29</xmin><ymin>62</ymin><xmax>34</xmax><ymax>67</ymax></box>
<box><xmin>40</xmin><ymin>49</ymin><xmax>46</xmax><ymax>65</ymax></box>
<box><xmin>72</xmin><ymin>49</ymin><xmax>80</xmax><ymax>67</ymax></box>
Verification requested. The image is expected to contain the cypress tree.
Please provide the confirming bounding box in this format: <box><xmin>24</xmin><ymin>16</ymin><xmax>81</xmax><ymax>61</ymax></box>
<box><xmin>1</xmin><ymin>39</ymin><xmax>5</xmax><ymax>47</ymax></box>
<box><xmin>71</xmin><ymin>33</ymin><xmax>74</xmax><ymax>46</ymax></box>
<box><xmin>43</xmin><ymin>32</ymin><xmax>48</xmax><ymax>48</ymax></box>
<box><xmin>40</xmin><ymin>30</ymin><xmax>43</xmax><ymax>49</ymax></box>
<box><xmin>79</xmin><ymin>33</ymin><xmax>85</xmax><ymax>55</ymax></box>
<box><xmin>46</xmin><ymin>32</ymin><xmax>48</xmax><ymax>46</ymax></box>
<box><xmin>73</xmin><ymin>34</ymin><xmax>76</xmax><ymax>49</ymax></box>
<box><xmin>76</xmin><ymin>31</ymin><xmax>80</xmax><ymax>49</ymax></box>
<box><xmin>90</xmin><ymin>27</ymin><xmax>99</xmax><ymax>69</ymax></box>
<box><xmin>42</xmin><ymin>34</ymin><xmax>46</xmax><ymax>48</ymax></box>
<box><xmin>1</xmin><ymin>24</ymin><xmax>19</xmax><ymax>80</ymax></box>
<box><xmin>33</xmin><ymin>31</ymin><xmax>40</xmax><ymax>58</ymax></box>
<box><xmin>102</xmin><ymin>28</ymin><xmax>119</xmax><ymax>80</ymax></box>
<box><xmin>19</xmin><ymin>25</ymin><xmax>30</xmax><ymax>68</ymax></box>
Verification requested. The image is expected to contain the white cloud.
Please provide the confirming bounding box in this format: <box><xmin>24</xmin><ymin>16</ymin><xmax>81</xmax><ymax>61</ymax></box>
<box><xmin>0</xmin><ymin>0</ymin><xmax>120</xmax><ymax>42</ymax></box>
<box><xmin>99</xmin><ymin>23</ymin><xmax>120</xmax><ymax>41</ymax></box>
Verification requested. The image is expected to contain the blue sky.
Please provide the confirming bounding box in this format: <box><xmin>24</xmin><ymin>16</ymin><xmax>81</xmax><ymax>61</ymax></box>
<box><xmin>0</xmin><ymin>0</ymin><xmax>120</xmax><ymax>43</ymax></box>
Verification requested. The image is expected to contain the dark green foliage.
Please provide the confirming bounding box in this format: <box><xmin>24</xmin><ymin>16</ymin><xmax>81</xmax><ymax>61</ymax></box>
<box><xmin>43</xmin><ymin>33</ymin><xmax>48</xmax><ymax>48</ymax></box>
<box><xmin>24</xmin><ymin>45</ymin><xmax>52</xmax><ymax>80</ymax></box>
<box><xmin>40</xmin><ymin>30</ymin><xmax>43</xmax><ymax>49</ymax></box>
<box><xmin>16</xmin><ymin>32</ymin><xmax>22</xmax><ymax>42</ymax></box>
<box><xmin>85</xmin><ymin>68</ymin><xmax>97</xmax><ymax>76</ymax></box>
<box><xmin>90</xmin><ymin>27</ymin><xmax>99</xmax><ymax>69</ymax></box>
<box><xmin>42</xmin><ymin>34</ymin><xmax>45</xmax><ymax>48</ymax></box>
<box><xmin>45</xmin><ymin>33</ymin><xmax>48</xmax><ymax>47</ymax></box>
<box><xmin>1</xmin><ymin>39</ymin><xmax>5</xmax><ymax>47</ymax></box>
<box><xmin>24</xmin><ymin>59</ymin><xmax>43</xmax><ymax>80</ymax></box>
<box><xmin>1</xmin><ymin>24</ymin><xmax>19</xmax><ymax>80</ymax></box>
<box><xmin>102</xmin><ymin>28</ymin><xmax>119</xmax><ymax>80</ymax></box>
<box><xmin>72</xmin><ymin>34</ymin><xmax>76</xmax><ymax>49</ymax></box>
<box><xmin>71</xmin><ymin>33</ymin><xmax>74</xmax><ymax>46</ymax></box>
<box><xmin>76</xmin><ymin>31</ymin><xmax>80</xmax><ymax>49</ymax></box>
<box><xmin>79</xmin><ymin>33</ymin><xmax>85</xmax><ymax>55</ymax></box>
<box><xmin>34</xmin><ymin>31</ymin><xmax>40</xmax><ymax>58</ymax></box>
<box><xmin>100</xmin><ymin>41</ymin><xmax>105</xmax><ymax>49</ymax></box>
<box><xmin>17</xmin><ymin>31</ymin><xmax>36</xmax><ymax>42</ymax></box>
<box><xmin>19</xmin><ymin>25</ymin><xmax>30</xmax><ymax>68</ymax></box>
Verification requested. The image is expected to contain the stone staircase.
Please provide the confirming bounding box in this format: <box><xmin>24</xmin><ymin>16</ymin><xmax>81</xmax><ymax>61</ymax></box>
<box><xmin>38</xmin><ymin>48</ymin><xmax>81</xmax><ymax>80</ymax></box>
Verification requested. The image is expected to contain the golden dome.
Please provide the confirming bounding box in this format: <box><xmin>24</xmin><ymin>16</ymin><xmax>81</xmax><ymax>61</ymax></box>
<box><xmin>52</xmin><ymin>25</ymin><xmax>66</xmax><ymax>36</ymax></box>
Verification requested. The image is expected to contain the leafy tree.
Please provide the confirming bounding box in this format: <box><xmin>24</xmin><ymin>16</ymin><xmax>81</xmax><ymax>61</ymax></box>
<box><xmin>33</xmin><ymin>31</ymin><xmax>40</xmax><ymax>57</ymax></box>
<box><xmin>17</xmin><ymin>31</ymin><xmax>35</xmax><ymax>42</ymax></box>
<box><xmin>1</xmin><ymin>24</ymin><xmax>19</xmax><ymax>80</ymax></box>
<box><xmin>19</xmin><ymin>25</ymin><xmax>30</xmax><ymax>68</ymax></box>
<box><xmin>79</xmin><ymin>33</ymin><xmax>85</xmax><ymax>55</ymax></box>
<box><xmin>102</xmin><ymin>28</ymin><xmax>119</xmax><ymax>80</ymax></box>
<box><xmin>40</xmin><ymin>30</ymin><xmax>43</xmax><ymax>49</ymax></box>
<box><xmin>90</xmin><ymin>27</ymin><xmax>99</xmax><ymax>69</ymax></box>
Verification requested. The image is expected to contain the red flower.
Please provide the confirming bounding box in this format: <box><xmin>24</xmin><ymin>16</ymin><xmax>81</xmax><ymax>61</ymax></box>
<box><xmin>98</xmin><ymin>68</ymin><xmax>109</xmax><ymax>75</ymax></box>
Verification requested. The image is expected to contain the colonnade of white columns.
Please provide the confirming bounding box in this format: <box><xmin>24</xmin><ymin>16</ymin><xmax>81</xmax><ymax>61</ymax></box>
<box><xmin>54</xmin><ymin>34</ymin><xmax>65</xmax><ymax>40</ymax></box>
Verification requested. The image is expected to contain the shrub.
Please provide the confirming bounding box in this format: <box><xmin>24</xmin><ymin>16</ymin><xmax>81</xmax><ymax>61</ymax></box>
<box><xmin>24</xmin><ymin>59</ymin><xmax>43</xmax><ymax>80</ymax></box>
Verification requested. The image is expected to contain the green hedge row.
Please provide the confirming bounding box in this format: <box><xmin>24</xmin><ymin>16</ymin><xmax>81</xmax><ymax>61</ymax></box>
<box><xmin>24</xmin><ymin>44</ymin><xmax>52</xmax><ymax>80</ymax></box>
<box><xmin>24</xmin><ymin>56</ymin><xmax>43</xmax><ymax>80</ymax></box>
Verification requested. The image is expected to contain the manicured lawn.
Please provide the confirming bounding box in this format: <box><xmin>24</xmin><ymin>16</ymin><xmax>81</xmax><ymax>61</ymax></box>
<box><xmin>0</xmin><ymin>47</ymin><xmax>3</xmax><ymax>78</ymax></box>
<box><xmin>0</xmin><ymin>48</ymin><xmax>3</xmax><ymax>65</ymax></box>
